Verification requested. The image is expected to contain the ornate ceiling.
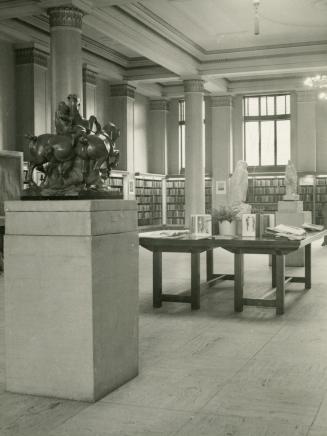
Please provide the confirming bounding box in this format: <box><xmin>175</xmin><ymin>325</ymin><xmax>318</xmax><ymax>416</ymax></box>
<box><xmin>0</xmin><ymin>0</ymin><xmax>327</xmax><ymax>96</ymax></box>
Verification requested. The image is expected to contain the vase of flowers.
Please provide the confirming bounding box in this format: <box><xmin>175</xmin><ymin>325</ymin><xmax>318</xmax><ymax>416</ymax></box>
<box><xmin>212</xmin><ymin>206</ymin><xmax>237</xmax><ymax>236</ymax></box>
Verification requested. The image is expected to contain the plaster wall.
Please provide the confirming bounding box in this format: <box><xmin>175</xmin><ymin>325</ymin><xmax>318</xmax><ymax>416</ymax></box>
<box><xmin>0</xmin><ymin>41</ymin><xmax>15</xmax><ymax>150</ymax></box>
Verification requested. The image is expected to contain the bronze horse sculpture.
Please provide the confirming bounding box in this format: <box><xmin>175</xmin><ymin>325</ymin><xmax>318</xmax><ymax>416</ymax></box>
<box><xmin>26</xmin><ymin>95</ymin><xmax>119</xmax><ymax>194</ymax></box>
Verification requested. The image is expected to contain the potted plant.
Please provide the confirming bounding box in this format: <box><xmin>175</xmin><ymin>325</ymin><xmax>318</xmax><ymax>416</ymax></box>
<box><xmin>212</xmin><ymin>205</ymin><xmax>238</xmax><ymax>236</ymax></box>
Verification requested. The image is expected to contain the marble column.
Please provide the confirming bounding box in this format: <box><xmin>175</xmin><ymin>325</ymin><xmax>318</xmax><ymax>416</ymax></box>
<box><xmin>15</xmin><ymin>45</ymin><xmax>49</xmax><ymax>159</ymax></box>
<box><xmin>210</xmin><ymin>95</ymin><xmax>233</xmax><ymax>209</ymax></box>
<box><xmin>48</xmin><ymin>6</ymin><xmax>84</xmax><ymax>121</ymax></box>
<box><xmin>296</xmin><ymin>90</ymin><xmax>317</xmax><ymax>172</ymax></box>
<box><xmin>149</xmin><ymin>100</ymin><xmax>168</xmax><ymax>175</ymax></box>
<box><xmin>83</xmin><ymin>64</ymin><xmax>97</xmax><ymax>119</ymax></box>
<box><xmin>184</xmin><ymin>79</ymin><xmax>205</xmax><ymax>226</ymax></box>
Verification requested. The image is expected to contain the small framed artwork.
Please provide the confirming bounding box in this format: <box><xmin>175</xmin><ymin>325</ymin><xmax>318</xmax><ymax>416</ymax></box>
<box><xmin>242</xmin><ymin>213</ymin><xmax>256</xmax><ymax>237</ymax></box>
<box><xmin>128</xmin><ymin>179</ymin><xmax>135</xmax><ymax>195</ymax></box>
<box><xmin>216</xmin><ymin>180</ymin><xmax>226</xmax><ymax>195</ymax></box>
<box><xmin>190</xmin><ymin>214</ymin><xmax>212</xmax><ymax>236</ymax></box>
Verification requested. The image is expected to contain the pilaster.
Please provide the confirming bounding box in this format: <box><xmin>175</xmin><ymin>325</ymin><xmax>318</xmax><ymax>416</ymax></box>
<box><xmin>296</xmin><ymin>90</ymin><xmax>317</xmax><ymax>172</ymax></box>
<box><xmin>210</xmin><ymin>95</ymin><xmax>233</xmax><ymax>209</ymax></box>
<box><xmin>83</xmin><ymin>64</ymin><xmax>97</xmax><ymax>119</ymax></box>
<box><xmin>149</xmin><ymin>99</ymin><xmax>169</xmax><ymax>175</ymax></box>
<box><xmin>15</xmin><ymin>45</ymin><xmax>49</xmax><ymax>158</ymax></box>
<box><xmin>110</xmin><ymin>84</ymin><xmax>136</xmax><ymax>198</ymax></box>
<box><xmin>183</xmin><ymin>79</ymin><xmax>205</xmax><ymax>225</ymax></box>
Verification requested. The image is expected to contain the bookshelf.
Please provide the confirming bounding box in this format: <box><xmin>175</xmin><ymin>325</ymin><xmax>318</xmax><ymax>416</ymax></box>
<box><xmin>166</xmin><ymin>177</ymin><xmax>212</xmax><ymax>226</ymax></box>
<box><xmin>247</xmin><ymin>176</ymin><xmax>285</xmax><ymax>214</ymax></box>
<box><xmin>247</xmin><ymin>173</ymin><xmax>321</xmax><ymax>223</ymax></box>
<box><xmin>135</xmin><ymin>175</ymin><xmax>163</xmax><ymax>227</ymax></box>
<box><xmin>108</xmin><ymin>174</ymin><xmax>124</xmax><ymax>197</ymax></box>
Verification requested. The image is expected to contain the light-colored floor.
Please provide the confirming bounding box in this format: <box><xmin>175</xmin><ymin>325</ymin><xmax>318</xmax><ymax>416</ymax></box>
<box><xmin>1</xmin><ymin>240</ymin><xmax>327</xmax><ymax>435</ymax></box>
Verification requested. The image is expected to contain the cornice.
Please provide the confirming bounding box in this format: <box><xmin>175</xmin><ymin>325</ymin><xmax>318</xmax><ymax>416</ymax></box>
<box><xmin>183</xmin><ymin>79</ymin><xmax>204</xmax><ymax>93</ymax></box>
<box><xmin>210</xmin><ymin>95</ymin><xmax>233</xmax><ymax>108</ymax></box>
<box><xmin>48</xmin><ymin>6</ymin><xmax>84</xmax><ymax>29</ymax></box>
<box><xmin>149</xmin><ymin>100</ymin><xmax>169</xmax><ymax>111</ymax></box>
<box><xmin>15</xmin><ymin>46</ymin><xmax>48</xmax><ymax>67</ymax></box>
<box><xmin>110</xmin><ymin>84</ymin><xmax>136</xmax><ymax>98</ymax></box>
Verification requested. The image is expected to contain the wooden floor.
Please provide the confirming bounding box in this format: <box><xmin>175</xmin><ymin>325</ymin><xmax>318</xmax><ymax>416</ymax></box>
<box><xmin>1</xmin><ymin>240</ymin><xmax>327</xmax><ymax>435</ymax></box>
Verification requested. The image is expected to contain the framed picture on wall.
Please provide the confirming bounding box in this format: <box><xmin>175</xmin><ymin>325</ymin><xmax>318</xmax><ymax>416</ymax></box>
<box><xmin>128</xmin><ymin>179</ymin><xmax>135</xmax><ymax>195</ymax></box>
<box><xmin>216</xmin><ymin>180</ymin><xmax>226</xmax><ymax>195</ymax></box>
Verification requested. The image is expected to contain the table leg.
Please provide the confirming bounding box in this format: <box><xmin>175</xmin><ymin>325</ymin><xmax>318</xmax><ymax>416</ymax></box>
<box><xmin>276</xmin><ymin>253</ymin><xmax>285</xmax><ymax>315</ymax></box>
<box><xmin>153</xmin><ymin>251</ymin><xmax>162</xmax><ymax>308</ymax></box>
<box><xmin>234</xmin><ymin>251</ymin><xmax>244</xmax><ymax>312</ymax></box>
<box><xmin>206</xmin><ymin>249</ymin><xmax>213</xmax><ymax>282</ymax></box>
<box><xmin>191</xmin><ymin>252</ymin><xmax>200</xmax><ymax>310</ymax></box>
<box><xmin>305</xmin><ymin>244</ymin><xmax>311</xmax><ymax>289</ymax></box>
<box><xmin>271</xmin><ymin>254</ymin><xmax>276</xmax><ymax>288</ymax></box>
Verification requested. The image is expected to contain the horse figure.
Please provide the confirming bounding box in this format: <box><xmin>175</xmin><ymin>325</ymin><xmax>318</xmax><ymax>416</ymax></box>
<box><xmin>26</xmin><ymin>95</ymin><xmax>120</xmax><ymax>192</ymax></box>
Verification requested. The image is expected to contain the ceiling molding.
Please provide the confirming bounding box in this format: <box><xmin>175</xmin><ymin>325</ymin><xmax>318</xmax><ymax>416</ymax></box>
<box><xmin>84</xmin><ymin>6</ymin><xmax>199</xmax><ymax>76</ymax></box>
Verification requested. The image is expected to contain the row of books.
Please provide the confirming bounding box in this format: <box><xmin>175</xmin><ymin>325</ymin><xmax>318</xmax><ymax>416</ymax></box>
<box><xmin>135</xmin><ymin>188</ymin><xmax>162</xmax><ymax>195</ymax></box>
<box><xmin>135</xmin><ymin>179</ymin><xmax>162</xmax><ymax>188</ymax></box>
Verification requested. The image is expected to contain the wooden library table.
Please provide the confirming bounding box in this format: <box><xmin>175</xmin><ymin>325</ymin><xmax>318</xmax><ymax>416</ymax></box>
<box><xmin>139</xmin><ymin>230</ymin><xmax>327</xmax><ymax>315</ymax></box>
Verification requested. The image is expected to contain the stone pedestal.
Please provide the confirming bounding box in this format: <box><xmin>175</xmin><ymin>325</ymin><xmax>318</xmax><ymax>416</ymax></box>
<box><xmin>4</xmin><ymin>200</ymin><xmax>138</xmax><ymax>402</ymax></box>
<box><xmin>275</xmin><ymin>200</ymin><xmax>311</xmax><ymax>266</ymax></box>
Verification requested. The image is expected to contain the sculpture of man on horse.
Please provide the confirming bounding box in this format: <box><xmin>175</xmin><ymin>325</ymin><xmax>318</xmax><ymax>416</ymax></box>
<box><xmin>26</xmin><ymin>94</ymin><xmax>120</xmax><ymax>195</ymax></box>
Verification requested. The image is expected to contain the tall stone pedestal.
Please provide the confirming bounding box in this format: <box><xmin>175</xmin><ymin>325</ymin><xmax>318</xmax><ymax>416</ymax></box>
<box><xmin>276</xmin><ymin>200</ymin><xmax>311</xmax><ymax>267</ymax></box>
<box><xmin>4</xmin><ymin>200</ymin><xmax>138</xmax><ymax>402</ymax></box>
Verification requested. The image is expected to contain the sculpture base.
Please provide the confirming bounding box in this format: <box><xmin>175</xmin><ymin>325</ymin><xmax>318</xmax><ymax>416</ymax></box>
<box><xmin>21</xmin><ymin>188</ymin><xmax>123</xmax><ymax>200</ymax></box>
<box><xmin>4</xmin><ymin>199</ymin><xmax>138</xmax><ymax>401</ymax></box>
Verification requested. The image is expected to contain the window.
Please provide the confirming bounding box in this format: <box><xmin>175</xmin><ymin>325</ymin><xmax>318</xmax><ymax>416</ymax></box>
<box><xmin>243</xmin><ymin>94</ymin><xmax>291</xmax><ymax>167</ymax></box>
<box><xmin>178</xmin><ymin>100</ymin><xmax>186</xmax><ymax>170</ymax></box>
<box><xmin>179</xmin><ymin>99</ymin><xmax>205</xmax><ymax>172</ymax></box>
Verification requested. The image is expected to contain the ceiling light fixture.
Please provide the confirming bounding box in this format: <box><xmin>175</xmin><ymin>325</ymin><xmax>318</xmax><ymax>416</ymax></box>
<box><xmin>253</xmin><ymin>0</ymin><xmax>260</xmax><ymax>35</ymax></box>
<box><xmin>304</xmin><ymin>74</ymin><xmax>327</xmax><ymax>100</ymax></box>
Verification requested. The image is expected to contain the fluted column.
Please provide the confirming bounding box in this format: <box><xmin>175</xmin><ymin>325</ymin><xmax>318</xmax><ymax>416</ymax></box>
<box><xmin>83</xmin><ymin>64</ymin><xmax>97</xmax><ymax>120</ymax></box>
<box><xmin>184</xmin><ymin>79</ymin><xmax>205</xmax><ymax>226</ymax></box>
<box><xmin>149</xmin><ymin>100</ymin><xmax>169</xmax><ymax>174</ymax></box>
<box><xmin>296</xmin><ymin>90</ymin><xmax>316</xmax><ymax>171</ymax></box>
<box><xmin>48</xmin><ymin>6</ymin><xmax>83</xmax><ymax>121</ymax></box>
<box><xmin>211</xmin><ymin>95</ymin><xmax>233</xmax><ymax>209</ymax></box>
<box><xmin>15</xmin><ymin>45</ymin><xmax>49</xmax><ymax>158</ymax></box>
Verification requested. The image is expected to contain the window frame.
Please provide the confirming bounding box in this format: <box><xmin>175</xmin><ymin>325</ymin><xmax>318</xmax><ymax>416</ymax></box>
<box><xmin>243</xmin><ymin>93</ymin><xmax>291</xmax><ymax>170</ymax></box>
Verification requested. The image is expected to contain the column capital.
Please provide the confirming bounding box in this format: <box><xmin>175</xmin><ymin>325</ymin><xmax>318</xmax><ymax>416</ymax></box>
<box><xmin>15</xmin><ymin>47</ymin><xmax>48</xmax><ymax>68</ymax></box>
<box><xmin>296</xmin><ymin>90</ymin><xmax>317</xmax><ymax>103</ymax></box>
<box><xmin>183</xmin><ymin>79</ymin><xmax>204</xmax><ymax>93</ymax></box>
<box><xmin>83</xmin><ymin>65</ymin><xmax>97</xmax><ymax>86</ymax></box>
<box><xmin>110</xmin><ymin>84</ymin><xmax>136</xmax><ymax>99</ymax></box>
<box><xmin>149</xmin><ymin>100</ymin><xmax>169</xmax><ymax>111</ymax></box>
<box><xmin>48</xmin><ymin>6</ymin><xmax>84</xmax><ymax>29</ymax></box>
<box><xmin>210</xmin><ymin>95</ymin><xmax>233</xmax><ymax>108</ymax></box>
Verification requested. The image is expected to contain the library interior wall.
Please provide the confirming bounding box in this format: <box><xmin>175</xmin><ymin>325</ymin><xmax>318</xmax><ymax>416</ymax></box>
<box><xmin>0</xmin><ymin>41</ymin><xmax>16</xmax><ymax>150</ymax></box>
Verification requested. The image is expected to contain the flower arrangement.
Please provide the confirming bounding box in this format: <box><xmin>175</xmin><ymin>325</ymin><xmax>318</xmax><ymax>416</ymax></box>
<box><xmin>212</xmin><ymin>205</ymin><xmax>238</xmax><ymax>223</ymax></box>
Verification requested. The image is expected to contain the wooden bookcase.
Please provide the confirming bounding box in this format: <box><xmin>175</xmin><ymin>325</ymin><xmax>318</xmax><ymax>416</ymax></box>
<box><xmin>135</xmin><ymin>176</ymin><xmax>163</xmax><ymax>227</ymax></box>
<box><xmin>166</xmin><ymin>177</ymin><xmax>212</xmax><ymax>226</ymax></box>
<box><xmin>107</xmin><ymin>174</ymin><xmax>124</xmax><ymax>197</ymax></box>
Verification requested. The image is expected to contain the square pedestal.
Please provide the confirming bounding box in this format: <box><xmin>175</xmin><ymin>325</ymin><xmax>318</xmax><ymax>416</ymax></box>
<box><xmin>275</xmin><ymin>209</ymin><xmax>312</xmax><ymax>266</ymax></box>
<box><xmin>4</xmin><ymin>200</ymin><xmax>138</xmax><ymax>402</ymax></box>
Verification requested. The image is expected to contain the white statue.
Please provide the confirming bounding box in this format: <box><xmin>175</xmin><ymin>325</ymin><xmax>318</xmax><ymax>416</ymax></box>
<box><xmin>284</xmin><ymin>160</ymin><xmax>299</xmax><ymax>200</ymax></box>
<box><xmin>228</xmin><ymin>160</ymin><xmax>252</xmax><ymax>216</ymax></box>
